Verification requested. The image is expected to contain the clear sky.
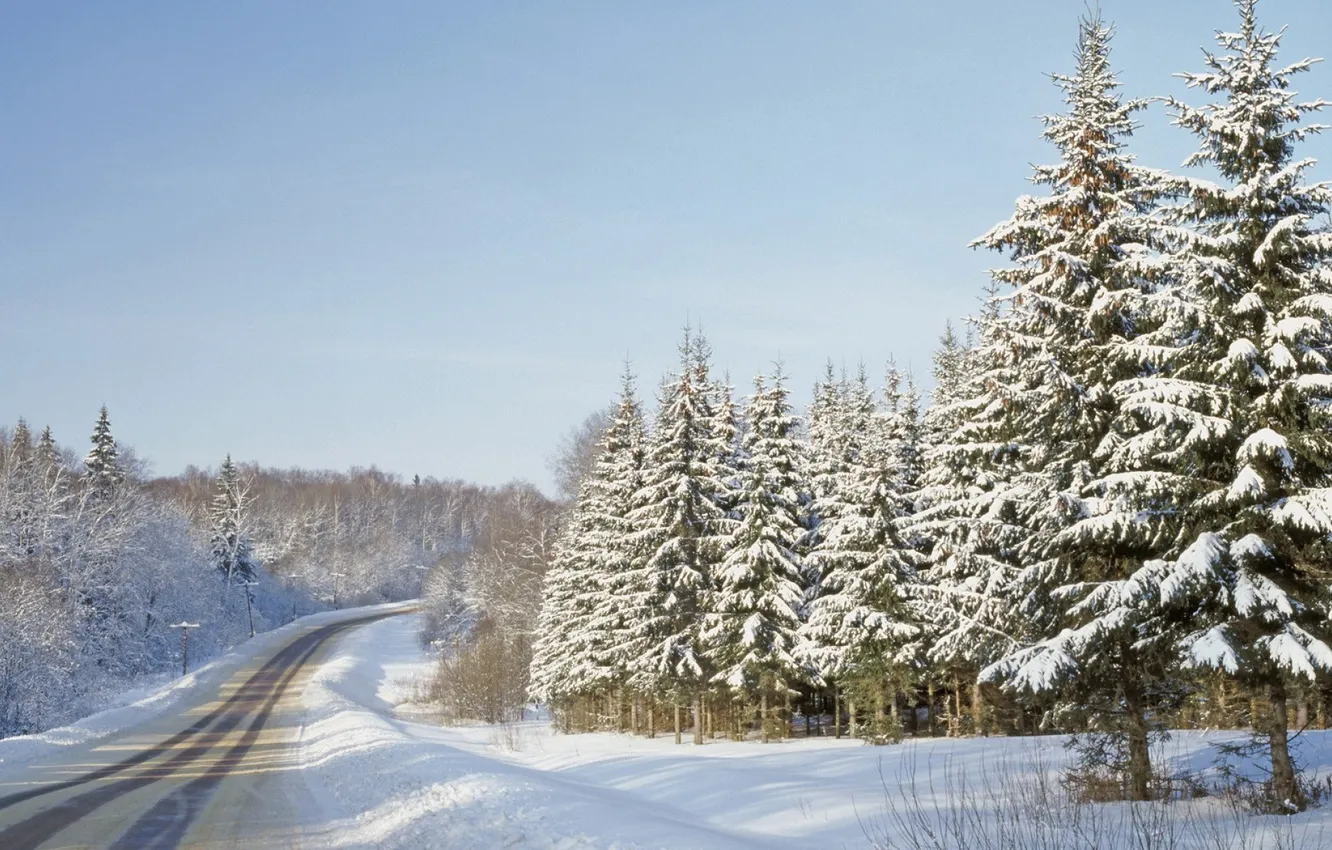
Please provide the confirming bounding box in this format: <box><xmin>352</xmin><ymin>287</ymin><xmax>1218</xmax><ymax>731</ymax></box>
<box><xmin>3</xmin><ymin>0</ymin><xmax>1330</xmax><ymax>493</ymax></box>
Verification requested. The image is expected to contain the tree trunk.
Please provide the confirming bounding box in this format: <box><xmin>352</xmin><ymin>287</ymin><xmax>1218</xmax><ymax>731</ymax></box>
<box><xmin>874</xmin><ymin>689</ymin><xmax>886</xmax><ymax>739</ymax></box>
<box><xmin>648</xmin><ymin>702</ymin><xmax>655</xmax><ymax>738</ymax></box>
<box><xmin>1266</xmin><ymin>681</ymin><xmax>1302</xmax><ymax>810</ymax></box>
<box><xmin>927</xmin><ymin>680</ymin><xmax>937</xmax><ymax>737</ymax></box>
<box><xmin>674</xmin><ymin>703</ymin><xmax>682</xmax><ymax>745</ymax></box>
<box><xmin>834</xmin><ymin>688</ymin><xmax>842</xmax><ymax>739</ymax></box>
<box><xmin>848</xmin><ymin>697</ymin><xmax>858</xmax><ymax>739</ymax></box>
<box><xmin>972</xmin><ymin>680</ymin><xmax>986</xmax><ymax>737</ymax></box>
<box><xmin>784</xmin><ymin>689</ymin><xmax>792</xmax><ymax>741</ymax></box>
<box><xmin>952</xmin><ymin>674</ymin><xmax>962</xmax><ymax>737</ymax></box>
<box><xmin>760</xmin><ymin>691</ymin><xmax>769</xmax><ymax>743</ymax></box>
<box><xmin>1124</xmin><ymin>678</ymin><xmax>1152</xmax><ymax>802</ymax></box>
<box><xmin>692</xmin><ymin>692</ymin><xmax>703</xmax><ymax>745</ymax></box>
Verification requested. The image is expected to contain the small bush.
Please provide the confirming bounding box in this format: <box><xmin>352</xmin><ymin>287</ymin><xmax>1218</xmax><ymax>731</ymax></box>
<box><xmin>427</xmin><ymin>619</ymin><xmax>530</xmax><ymax>725</ymax></box>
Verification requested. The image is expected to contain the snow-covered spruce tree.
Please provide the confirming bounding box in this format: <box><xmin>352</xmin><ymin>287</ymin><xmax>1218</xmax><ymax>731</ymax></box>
<box><xmin>703</xmin><ymin>368</ymin><xmax>807</xmax><ymax>741</ymax></box>
<box><xmin>799</xmin><ymin>365</ymin><xmax>873</xmax><ymax>646</ymax></box>
<box><xmin>36</xmin><ymin>426</ymin><xmax>59</xmax><ymax>474</ymax></box>
<box><xmin>908</xmin><ymin>287</ymin><xmax>1029</xmax><ymax>735</ymax></box>
<box><xmin>625</xmin><ymin>329</ymin><xmax>734</xmax><ymax>742</ymax></box>
<box><xmin>83</xmin><ymin>406</ymin><xmax>122</xmax><ymax>500</ymax></box>
<box><xmin>958</xmin><ymin>12</ymin><xmax>1172</xmax><ymax>796</ymax></box>
<box><xmin>527</xmin><ymin>524</ymin><xmax>589</xmax><ymax>723</ymax></box>
<box><xmin>920</xmin><ymin>324</ymin><xmax>970</xmax><ymax>454</ymax></box>
<box><xmin>530</xmin><ymin>365</ymin><xmax>647</xmax><ymax>728</ymax></box>
<box><xmin>1063</xmin><ymin>0</ymin><xmax>1332</xmax><ymax>808</ymax></box>
<box><xmin>803</xmin><ymin>364</ymin><xmax>921</xmax><ymax>743</ymax></box>
<box><xmin>210</xmin><ymin>455</ymin><xmax>259</xmax><ymax>589</ymax></box>
<box><xmin>4</xmin><ymin>420</ymin><xmax>36</xmax><ymax>559</ymax></box>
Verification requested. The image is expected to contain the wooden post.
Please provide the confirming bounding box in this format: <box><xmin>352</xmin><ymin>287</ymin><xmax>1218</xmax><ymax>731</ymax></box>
<box><xmin>170</xmin><ymin>622</ymin><xmax>200</xmax><ymax>676</ymax></box>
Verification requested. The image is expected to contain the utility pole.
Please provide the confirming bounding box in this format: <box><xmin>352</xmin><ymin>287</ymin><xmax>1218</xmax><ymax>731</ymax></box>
<box><xmin>330</xmin><ymin>571</ymin><xmax>346</xmax><ymax>609</ymax></box>
<box><xmin>238</xmin><ymin>580</ymin><xmax>259</xmax><ymax>638</ymax></box>
<box><xmin>170</xmin><ymin>622</ymin><xmax>201</xmax><ymax>676</ymax></box>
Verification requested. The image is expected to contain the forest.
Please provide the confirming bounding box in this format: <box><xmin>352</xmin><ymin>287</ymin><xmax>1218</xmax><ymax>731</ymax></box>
<box><xmin>0</xmin><ymin>404</ymin><xmax>560</xmax><ymax>740</ymax></box>
<box><xmin>527</xmin><ymin>0</ymin><xmax>1332</xmax><ymax>813</ymax></box>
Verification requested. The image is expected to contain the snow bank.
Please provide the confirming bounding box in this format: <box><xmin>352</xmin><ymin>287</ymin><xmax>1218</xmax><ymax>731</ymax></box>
<box><xmin>0</xmin><ymin>601</ymin><xmax>417</xmax><ymax>777</ymax></box>
<box><xmin>297</xmin><ymin>614</ymin><xmax>1332</xmax><ymax>850</ymax></box>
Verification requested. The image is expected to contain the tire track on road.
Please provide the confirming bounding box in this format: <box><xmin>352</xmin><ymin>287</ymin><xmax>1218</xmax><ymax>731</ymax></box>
<box><xmin>0</xmin><ymin>613</ymin><xmax>398</xmax><ymax>850</ymax></box>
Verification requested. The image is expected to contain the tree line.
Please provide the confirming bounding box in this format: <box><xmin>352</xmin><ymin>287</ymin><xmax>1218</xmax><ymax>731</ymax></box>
<box><xmin>0</xmin><ymin>401</ymin><xmax>556</xmax><ymax>739</ymax></box>
<box><xmin>528</xmin><ymin>0</ymin><xmax>1332</xmax><ymax>810</ymax></box>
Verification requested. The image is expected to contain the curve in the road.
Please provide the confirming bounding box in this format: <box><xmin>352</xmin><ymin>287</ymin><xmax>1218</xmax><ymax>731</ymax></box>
<box><xmin>0</xmin><ymin>611</ymin><xmax>403</xmax><ymax>850</ymax></box>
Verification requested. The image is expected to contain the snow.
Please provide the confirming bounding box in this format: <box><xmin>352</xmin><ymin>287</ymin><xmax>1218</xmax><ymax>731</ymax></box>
<box><xmin>1237</xmin><ymin>428</ymin><xmax>1295</xmax><ymax>470</ymax></box>
<box><xmin>8</xmin><ymin>610</ymin><xmax>1332</xmax><ymax>848</ymax></box>
<box><xmin>0</xmin><ymin>601</ymin><xmax>415</xmax><ymax>775</ymax></box>
<box><xmin>298</xmin><ymin>615</ymin><xmax>1332</xmax><ymax>849</ymax></box>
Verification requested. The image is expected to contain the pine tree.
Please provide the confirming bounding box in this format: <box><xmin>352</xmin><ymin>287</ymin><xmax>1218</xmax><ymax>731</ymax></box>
<box><xmin>1065</xmin><ymin>0</ymin><xmax>1332</xmax><ymax>807</ymax></box>
<box><xmin>803</xmin><ymin>365</ymin><xmax>920</xmax><ymax>741</ymax></box>
<box><xmin>910</xmin><ymin>287</ymin><xmax>1028</xmax><ymax>703</ymax></box>
<box><xmin>921</xmin><ymin>324</ymin><xmax>970</xmax><ymax>452</ymax></box>
<box><xmin>37</xmin><ymin>426</ymin><xmax>59</xmax><ymax>474</ymax></box>
<box><xmin>703</xmin><ymin>368</ymin><xmax>807</xmax><ymax>738</ymax></box>
<box><xmin>211</xmin><ymin>454</ymin><xmax>259</xmax><ymax>588</ymax></box>
<box><xmin>530</xmin><ymin>365</ymin><xmax>647</xmax><ymax>714</ymax></box>
<box><xmin>958</xmin><ymin>11</ymin><xmax>1169</xmax><ymax>794</ymax></box>
<box><xmin>83</xmin><ymin>406</ymin><xmax>122</xmax><ymax>499</ymax></box>
<box><xmin>626</xmin><ymin>329</ymin><xmax>734</xmax><ymax>716</ymax></box>
<box><xmin>11</xmin><ymin>419</ymin><xmax>32</xmax><ymax>465</ymax></box>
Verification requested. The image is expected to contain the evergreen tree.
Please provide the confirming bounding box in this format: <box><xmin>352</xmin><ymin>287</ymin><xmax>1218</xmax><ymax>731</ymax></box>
<box><xmin>530</xmin><ymin>366</ymin><xmax>648</xmax><ymax>710</ymax></box>
<box><xmin>37</xmin><ymin>426</ymin><xmax>59</xmax><ymax>474</ymax></box>
<box><xmin>210</xmin><ymin>455</ymin><xmax>259</xmax><ymax>588</ymax></box>
<box><xmin>83</xmin><ymin>406</ymin><xmax>122</xmax><ymax>499</ymax></box>
<box><xmin>962</xmin><ymin>11</ymin><xmax>1169</xmax><ymax>796</ymax></box>
<box><xmin>921</xmin><ymin>324</ymin><xmax>970</xmax><ymax>453</ymax></box>
<box><xmin>11</xmin><ymin>419</ymin><xmax>32</xmax><ymax>465</ymax></box>
<box><xmin>803</xmin><ymin>364</ymin><xmax>920</xmax><ymax>741</ymax></box>
<box><xmin>626</xmin><ymin>329</ymin><xmax>734</xmax><ymax>713</ymax></box>
<box><xmin>909</xmin><ymin>286</ymin><xmax>1028</xmax><ymax>703</ymax></box>
<box><xmin>1063</xmin><ymin>0</ymin><xmax>1332</xmax><ymax>807</ymax></box>
<box><xmin>703</xmin><ymin>369</ymin><xmax>807</xmax><ymax>737</ymax></box>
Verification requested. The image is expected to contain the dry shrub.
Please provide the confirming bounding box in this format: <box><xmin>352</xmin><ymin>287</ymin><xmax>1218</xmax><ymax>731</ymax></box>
<box><xmin>427</xmin><ymin>618</ymin><xmax>530</xmax><ymax>725</ymax></box>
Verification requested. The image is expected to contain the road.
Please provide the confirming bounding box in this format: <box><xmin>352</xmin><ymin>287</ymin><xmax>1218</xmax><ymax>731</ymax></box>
<box><xmin>0</xmin><ymin>610</ymin><xmax>408</xmax><ymax>850</ymax></box>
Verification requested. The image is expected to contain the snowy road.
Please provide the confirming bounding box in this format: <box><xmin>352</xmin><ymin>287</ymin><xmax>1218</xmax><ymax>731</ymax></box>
<box><xmin>0</xmin><ymin>607</ymin><xmax>410</xmax><ymax>850</ymax></box>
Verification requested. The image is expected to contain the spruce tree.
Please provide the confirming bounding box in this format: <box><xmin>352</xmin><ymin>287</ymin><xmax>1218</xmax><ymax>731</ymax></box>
<box><xmin>211</xmin><ymin>454</ymin><xmax>259</xmax><ymax>588</ymax></box>
<box><xmin>1065</xmin><ymin>0</ymin><xmax>1332</xmax><ymax>807</ymax></box>
<box><xmin>703</xmin><ymin>369</ymin><xmax>807</xmax><ymax>738</ymax></box>
<box><xmin>83</xmin><ymin>406</ymin><xmax>122</xmax><ymax>499</ymax></box>
<box><xmin>909</xmin><ymin>287</ymin><xmax>1028</xmax><ymax>720</ymax></box>
<box><xmin>626</xmin><ymin>330</ymin><xmax>734</xmax><ymax>722</ymax></box>
<box><xmin>802</xmin><ymin>366</ymin><xmax>920</xmax><ymax>741</ymax></box>
<box><xmin>962</xmin><ymin>11</ymin><xmax>1169</xmax><ymax>794</ymax></box>
<box><xmin>37</xmin><ymin>426</ymin><xmax>59</xmax><ymax>474</ymax></box>
<box><xmin>531</xmin><ymin>366</ymin><xmax>648</xmax><ymax>714</ymax></box>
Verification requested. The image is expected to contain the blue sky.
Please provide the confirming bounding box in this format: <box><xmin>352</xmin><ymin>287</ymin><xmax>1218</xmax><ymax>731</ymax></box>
<box><xmin>3</xmin><ymin>0</ymin><xmax>1330</xmax><ymax>492</ymax></box>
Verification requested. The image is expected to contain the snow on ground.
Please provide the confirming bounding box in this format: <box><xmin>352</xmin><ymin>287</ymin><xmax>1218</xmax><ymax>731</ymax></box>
<box><xmin>300</xmin><ymin>615</ymin><xmax>1332</xmax><ymax>850</ymax></box>
<box><xmin>6</xmin><ymin>608</ymin><xmax>1331</xmax><ymax>849</ymax></box>
<box><xmin>0</xmin><ymin>601</ymin><xmax>416</xmax><ymax>777</ymax></box>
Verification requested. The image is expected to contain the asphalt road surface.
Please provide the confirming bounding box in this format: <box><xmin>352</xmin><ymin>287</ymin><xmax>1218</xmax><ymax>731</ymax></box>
<box><xmin>0</xmin><ymin>610</ymin><xmax>408</xmax><ymax>849</ymax></box>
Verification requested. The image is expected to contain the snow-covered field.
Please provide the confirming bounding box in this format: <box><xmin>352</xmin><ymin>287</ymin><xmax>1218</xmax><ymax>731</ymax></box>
<box><xmin>300</xmin><ymin>614</ymin><xmax>1332</xmax><ymax>850</ymax></box>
